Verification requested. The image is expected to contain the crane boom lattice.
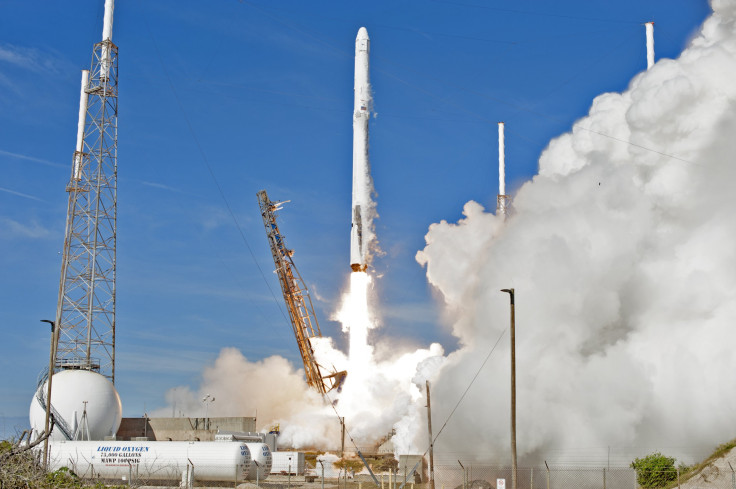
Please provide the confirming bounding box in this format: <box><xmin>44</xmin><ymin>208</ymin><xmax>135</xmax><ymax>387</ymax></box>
<box><xmin>257</xmin><ymin>190</ymin><xmax>346</xmax><ymax>395</ymax></box>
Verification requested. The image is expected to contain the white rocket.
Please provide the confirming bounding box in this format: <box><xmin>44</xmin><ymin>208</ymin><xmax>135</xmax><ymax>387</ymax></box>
<box><xmin>351</xmin><ymin>27</ymin><xmax>371</xmax><ymax>272</ymax></box>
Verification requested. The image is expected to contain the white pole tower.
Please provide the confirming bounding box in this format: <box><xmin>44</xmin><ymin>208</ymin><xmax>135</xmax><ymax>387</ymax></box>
<box><xmin>54</xmin><ymin>0</ymin><xmax>118</xmax><ymax>382</ymax></box>
<box><xmin>496</xmin><ymin>122</ymin><xmax>511</xmax><ymax>218</ymax></box>
<box><xmin>645</xmin><ymin>22</ymin><xmax>655</xmax><ymax>70</ymax></box>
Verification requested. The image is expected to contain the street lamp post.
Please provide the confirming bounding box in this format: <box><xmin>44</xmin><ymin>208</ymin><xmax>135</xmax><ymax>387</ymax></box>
<box><xmin>500</xmin><ymin>289</ymin><xmax>517</xmax><ymax>489</ymax></box>
<box><xmin>40</xmin><ymin>319</ymin><xmax>58</xmax><ymax>470</ymax></box>
<box><xmin>201</xmin><ymin>395</ymin><xmax>215</xmax><ymax>431</ymax></box>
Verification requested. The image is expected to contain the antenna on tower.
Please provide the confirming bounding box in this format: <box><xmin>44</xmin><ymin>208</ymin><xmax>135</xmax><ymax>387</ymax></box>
<box><xmin>496</xmin><ymin>122</ymin><xmax>511</xmax><ymax>218</ymax></box>
<box><xmin>645</xmin><ymin>22</ymin><xmax>655</xmax><ymax>70</ymax></box>
<box><xmin>54</xmin><ymin>0</ymin><xmax>119</xmax><ymax>382</ymax></box>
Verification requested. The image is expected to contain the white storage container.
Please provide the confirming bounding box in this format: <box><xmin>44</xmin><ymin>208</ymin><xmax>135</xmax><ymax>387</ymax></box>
<box><xmin>271</xmin><ymin>451</ymin><xmax>305</xmax><ymax>475</ymax></box>
<box><xmin>47</xmin><ymin>441</ymin><xmax>253</xmax><ymax>482</ymax></box>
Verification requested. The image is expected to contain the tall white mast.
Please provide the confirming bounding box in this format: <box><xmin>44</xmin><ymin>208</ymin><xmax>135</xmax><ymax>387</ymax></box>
<box><xmin>101</xmin><ymin>0</ymin><xmax>114</xmax><ymax>79</ymax></box>
<box><xmin>72</xmin><ymin>70</ymin><xmax>89</xmax><ymax>181</ymax></box>
<box><xmin>496</xmin><ymin>122</ymin><xmax>510</xmax><ymax>218</ymax></box>
<box><xmin>645</xmin><ymin>22</ymin><xmax>655</xmax><ymax>70</ymax></box>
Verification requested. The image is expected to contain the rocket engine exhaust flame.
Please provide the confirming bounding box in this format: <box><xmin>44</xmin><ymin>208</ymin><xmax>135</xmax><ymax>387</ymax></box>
<box><xmin>154</xmin><ymin>24</ymin><xmax>447</xmax><ymax>458</ymax></box>
<box><xmin>152</xmin><ymin>4</ymin><xmax>736</xmax><ymax>465</ymax></box>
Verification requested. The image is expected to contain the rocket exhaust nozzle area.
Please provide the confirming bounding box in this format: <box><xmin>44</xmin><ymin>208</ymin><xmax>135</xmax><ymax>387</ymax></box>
<box><xmin>351</xmin><ymin>264</ymin><xmax>367</xmax><ymax>273</ymax></box>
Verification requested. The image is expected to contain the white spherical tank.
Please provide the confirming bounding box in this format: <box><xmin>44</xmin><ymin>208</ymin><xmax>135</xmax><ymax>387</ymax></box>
<box><xmin>245</xmin><ymin>443</ymin><xmax>272</xmax><ymax>481</ymax></box>
<box><xmin>29</xmin><ymin>370</ymin><xmax>122</xmax><ymax>441</ymax></box>
<box><xmin>48</xmin><ymin>441</ymin><xmax>252</xmax><ymax>482</ymax></box>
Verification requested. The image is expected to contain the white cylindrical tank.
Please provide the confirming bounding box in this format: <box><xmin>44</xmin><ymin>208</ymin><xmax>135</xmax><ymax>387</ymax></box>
<box><xmin>245</xmin><ymin>443</ymin><xmax>272</xmax><ymax>481</ymax></box>
<box><xmin>29</xmin><ymin>370</ymin><xmax>122</xmax><ymax>441</ymax></box>
<box><xmin>48</xmin><ymin>441</ymin><xmax>252</xmax><ymax>482</ymax></box>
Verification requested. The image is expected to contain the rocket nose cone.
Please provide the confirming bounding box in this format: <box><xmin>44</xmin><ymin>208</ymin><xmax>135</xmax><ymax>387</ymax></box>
<box><xmin>357</xmin><ymin>27</ymin><xmax>369</xmax><ymax>41</ymax></box>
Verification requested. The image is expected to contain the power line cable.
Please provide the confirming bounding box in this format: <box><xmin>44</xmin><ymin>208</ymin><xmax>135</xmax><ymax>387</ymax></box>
<box><xmin>140</xmin><ymin>11</ymin><xmax>293</xmax><ymax>338</ymax></box>
<box><xmin>321</xmin><ymin>325</ymin><xmax>507</xmax><ymax>485</ymax></box>
<box><xmin>395</xmin><ymin>326</ymin><xmax>508</xmax><ymax>489</ymax></box>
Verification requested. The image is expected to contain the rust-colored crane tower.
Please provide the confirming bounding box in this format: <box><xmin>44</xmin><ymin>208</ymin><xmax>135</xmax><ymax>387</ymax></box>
<box><xmin>257</xmin><ymin>190</ymin><xmax>346</xmax><ymax>395</ymax></box>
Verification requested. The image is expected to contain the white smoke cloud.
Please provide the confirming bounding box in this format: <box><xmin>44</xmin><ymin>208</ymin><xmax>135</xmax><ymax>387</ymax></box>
<box><xmin>153</xmin><ymin>317</ymin><xmax>444</xmax><ymax>454</ymax></box>
<box><xmin>152</xmin><ymin>1</ymin><xmax>736</xmax><ymax>467</ymax></box>
<box><xmin>414</xmin><ymin>0</ymin><xmax>736</xmax><ymax>465</ymax></box>
<box><xmin>151</xmin><ymin>348</ymin><xmax>331</xmax><ymax>441</ymax></box>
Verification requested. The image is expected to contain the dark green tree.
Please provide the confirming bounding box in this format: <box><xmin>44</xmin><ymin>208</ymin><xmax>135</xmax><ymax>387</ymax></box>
<box><xmin>631</xmin><ymin>452</ymin><xmax>678</xmax><ymax>488</ymax></box>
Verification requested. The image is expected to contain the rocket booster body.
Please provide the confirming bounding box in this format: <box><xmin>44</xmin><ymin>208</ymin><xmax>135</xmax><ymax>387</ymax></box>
<box><xmin>351</xmin><ymin>27</ymin><xmax>371</xmax><ymax>272</ymax></box>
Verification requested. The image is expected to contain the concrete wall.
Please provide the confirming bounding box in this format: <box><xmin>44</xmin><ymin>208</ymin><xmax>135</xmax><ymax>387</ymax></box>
<box><xmin>116</xmin><ymin>417</ymin><xmax>257</xmax><ymax>441</ymax></box>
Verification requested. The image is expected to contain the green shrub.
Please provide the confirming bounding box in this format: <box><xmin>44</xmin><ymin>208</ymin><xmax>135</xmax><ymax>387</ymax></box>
<box><xmin>45</xmin><ymin>466</ymin><xmax>83</xmax><ymax>489</ymax></box>
<box><xmin>631</xmin><ymin>452</ymin><xmax>678</xmax><ymax>488</ymax></box>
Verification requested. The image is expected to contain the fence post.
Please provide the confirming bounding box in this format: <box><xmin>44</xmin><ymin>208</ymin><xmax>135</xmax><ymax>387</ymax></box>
<box><xmin>677</xmin><ymin>467</ymin><xmax>680</xmax><ymax>489</ymax></box>
<box><xmin>545</xmin><ymin>462</ymin><xmax>550</xmax><ymax>489</ymax></box>
<box><xmin>603</xmin><ymin>468</ymin><xmax>606</xmax><ymax>489</ymax></box>
<box><xmin>531</xmin><ymin>467</ymin><xmax>534</xmax><ymax>489</ymax></box>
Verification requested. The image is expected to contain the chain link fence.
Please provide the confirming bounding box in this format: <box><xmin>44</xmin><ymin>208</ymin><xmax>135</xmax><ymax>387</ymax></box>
<box><xmin>6</xmin><ymin>459</ymin><xmax>735</xmax><ymax>489</ymax></box>
<box><xmin>426</xmin><ymin>466</ymin><xmax>735</xmax><ymax>489</ymax></box>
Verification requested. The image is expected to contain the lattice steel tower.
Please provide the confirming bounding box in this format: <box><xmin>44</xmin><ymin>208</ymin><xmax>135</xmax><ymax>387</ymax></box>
<box><xmin>54</xmin><ymin>0</ymin><xmax>118</xmax><ymax>382</ymax></box>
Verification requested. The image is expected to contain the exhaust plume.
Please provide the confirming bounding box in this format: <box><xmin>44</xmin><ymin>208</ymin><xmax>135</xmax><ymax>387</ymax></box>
<box><xmin>416</xmin><ymin>0</ymin><xmax>736</xmax><ymax>464</ymax></box>
<box><xmin>154</xmin><ymin>1</ymin><xmax>736</xmax><ymax>465</ymax></box>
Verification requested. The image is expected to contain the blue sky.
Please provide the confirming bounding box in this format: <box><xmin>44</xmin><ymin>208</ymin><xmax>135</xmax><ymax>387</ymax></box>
<box><xmin>0</xmin><ymin>1</ymin><xmax>710</xmax><ymax>419</ymax></box>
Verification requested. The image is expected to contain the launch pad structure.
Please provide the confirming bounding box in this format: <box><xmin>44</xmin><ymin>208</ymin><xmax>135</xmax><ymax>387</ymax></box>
<box><xmin>257</xmin><ymin>190</ymin><xmax>347</xmax><ymax>395</ymax></box>
<box><xmin>54</xmin><ymin>1</ymin><xmax>118</xmax><ymax>382</ymax></box>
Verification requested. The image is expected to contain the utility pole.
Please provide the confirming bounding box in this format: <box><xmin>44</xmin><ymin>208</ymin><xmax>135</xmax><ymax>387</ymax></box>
<box><xmin>426</xmin><ymin>381</ymin><xmax>435</xmax><ymax>489</ymax></box>
<box><xmin>40</xmin><ymin>319</ymin><xmax>58</xmax><ymax>470</ymax></box>
<box><xmin>501</xmin><ymin>288</ymin><xmax>517</xmax><ymax>489</ymax></box>
<box><xmin>341</xmin><ymin>417</ymin><xmax>345</xmax><ymax>458</ymax></box>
